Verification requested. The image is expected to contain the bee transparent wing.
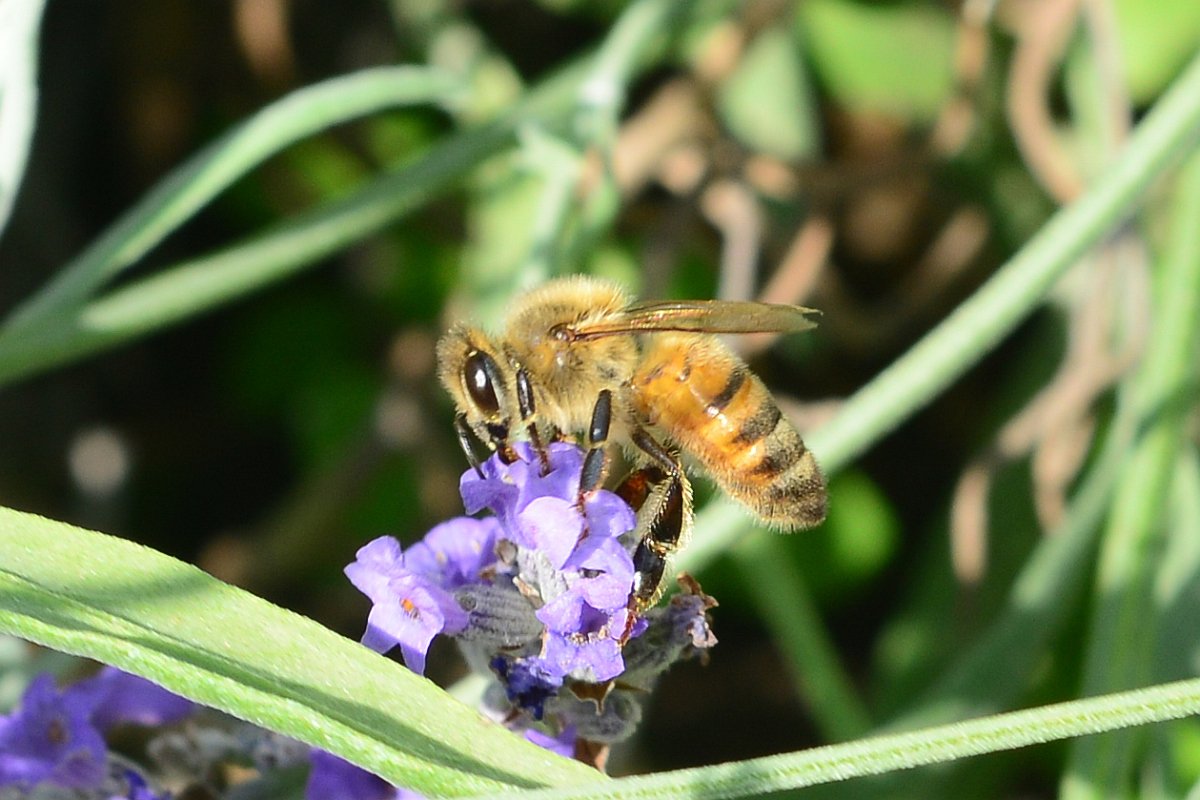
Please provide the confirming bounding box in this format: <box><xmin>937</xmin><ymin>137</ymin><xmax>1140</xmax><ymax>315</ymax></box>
<box><xmin>566</xmin><ymin>300</ymin><xmax>819</xmax><ymax>339</ymax></box>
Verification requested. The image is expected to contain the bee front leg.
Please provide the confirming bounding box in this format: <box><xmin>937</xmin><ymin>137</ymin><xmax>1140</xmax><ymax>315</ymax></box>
<box><xmin>454</xmin><ymin>413</ymin><xmax>486</xmax><ymax>478</ymax></box>
<box><xmin>515</xmin><ymin>366</ymin><xmax>550</xmax><ymax>475</ymax></box>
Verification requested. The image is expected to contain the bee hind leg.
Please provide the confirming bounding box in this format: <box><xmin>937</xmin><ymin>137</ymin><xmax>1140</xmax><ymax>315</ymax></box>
<box><xmin>621</xmin><ymin>425</ymin><xmax>693</xmax><ymax>625</ymax></box>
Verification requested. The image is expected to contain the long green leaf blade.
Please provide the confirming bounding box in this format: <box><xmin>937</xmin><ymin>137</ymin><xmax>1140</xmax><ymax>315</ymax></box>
<box><xmin>4</xmin><ymin>65</ymin><xmax>461</xmax><ymax>328</ymax></box>
<box><xmin>0</xmin><ymin>0</ymin><xmax>46</xmax><ymax>239</ymax></box>
<box><xmin>472</xmin><ymin>677</ymin><xmax>1200</xmax><ymax>800</ymax></box>
<box><xmin>0</xmin><ymin>506</ymin><xmax>598</xmax><ymax>796</ymax></box>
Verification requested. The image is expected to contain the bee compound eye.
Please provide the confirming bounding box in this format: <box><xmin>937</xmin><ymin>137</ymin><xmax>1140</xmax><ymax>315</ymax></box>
<box><xmin>463</xmin><ymin>351</ymin><xmax>501</xmax><ymax>416</ymax></box>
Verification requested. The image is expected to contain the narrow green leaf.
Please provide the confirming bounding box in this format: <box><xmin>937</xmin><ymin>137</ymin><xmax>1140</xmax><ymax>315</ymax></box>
<box><xmin>1063</xmin><ymin>147</ymin><xmax>1200</xmax><ymax>800</ymax></box>
<box><xmin>471</xmin><ymin>677</ymin><xmax>1200</xmax><ymax>800</ymax></box>
<box><xmin>1153</xmin><ymin>446</ymin><xmax>1200</xmax><ymax>684</ymax></box>
<box><xmin>0</xmin><ymin>0</ymin><xmax>46</xmax><ymax>238</ymax></box>
<box><xmin>5</xmin><ymin>66</ymin><xmax>462</xmax><ymax>329</ymax></box>
<box><xmin>0</xmin><ymin>506</ymin><xmax>599</xmax><ymax>796</ymax></box>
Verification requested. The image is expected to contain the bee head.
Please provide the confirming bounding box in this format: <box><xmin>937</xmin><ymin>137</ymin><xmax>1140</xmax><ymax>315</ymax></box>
<box><xmin>436</xmin><ymin>326</ymin><xmax>516</xmax><ymax>453</ymax></box>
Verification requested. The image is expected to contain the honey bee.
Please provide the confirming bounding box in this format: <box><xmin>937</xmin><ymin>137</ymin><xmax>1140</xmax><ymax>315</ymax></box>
<box><xmin>437</xmin><ymin>276</ymin><xmax>827</xmax><ymax>610</ymax></box>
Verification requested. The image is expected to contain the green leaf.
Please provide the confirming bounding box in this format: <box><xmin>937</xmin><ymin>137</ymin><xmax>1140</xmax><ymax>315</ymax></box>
<box><xmin>471</xmin><ymin>677</ymin><xmax>1200</xmax><ymax>800</ymax></box>
<box><xmin>0</xmin><ymin>506</ymin><xmax>599</xmax><ymax>795</ymax></box>
<box><xmin>4</xmin><ymin>66</ymin><xmax>463</xmax><ymax>329</ymax></box>
<box><xmin>796</xmin><ymin>0</ymin><xmax>955</xmax><ymax>123</ymax></box>
<box><xmin>0</xmin><ymin>0</ymin><xmax>47</xmax><ymax>238</ymax></box>
<box><xmin>1064</xmin><ymin>147</ymin><xmax>1200</xmax><ymax>800</ymax></box>
<box><xmin>716</xmin><ymin>24</ymin><xmax>821</xmax><ymax>160</ymax></box>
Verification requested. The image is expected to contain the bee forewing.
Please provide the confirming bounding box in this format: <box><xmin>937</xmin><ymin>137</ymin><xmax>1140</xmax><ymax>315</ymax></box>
<box><xmin>569</xmin><ymin>300</ymin><xmax>819</xmax><ymax>338</ymax></box>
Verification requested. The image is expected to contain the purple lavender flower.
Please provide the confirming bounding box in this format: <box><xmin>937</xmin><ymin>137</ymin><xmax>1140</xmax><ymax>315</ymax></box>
<box><xmin>345</xmin><ymin>536</ymin><xmax>471</xmax><ymax>675</ymax></box>
<box><xmin>0</xmin><ymin>668</ymin><xmax>196</xmax><ymax>796</ymax></box>
<box><xmin>0</xmin><ymin>674</ymin><xmax>107</xmax><ymax>790</ymax></box>
<box><xmin>64</xmin><ymin>667</ymin><xmax>194</xmax><ymax>733</ymax></box>
<box><xmin>348</xmin><ymin>440</ymin><xmax>716</xmax><ymax>748</ymax></box>
<box><xmin>402</xmin><ymin>517</ymin><xmax>501</xmax><ymax>590</ymax></box>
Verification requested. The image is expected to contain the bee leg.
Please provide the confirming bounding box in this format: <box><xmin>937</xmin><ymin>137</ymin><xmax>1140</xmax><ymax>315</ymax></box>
<box><xmin>629</xmin><ymin>473</ymin><xmax>687</xmax><ymax>607</ymax></box>
<box><xmin>515</xmin><ymin>366</ymin><xmax>550</xmax><ymax>475</ymax></box>
<box><xmin>578</xmin><ymin>389</ymin><xmax>612</xmax><ymax>500</ymax></box>
<box><xmin>623</xmin><ymin>426</ymin><xmax>692</xmax><ymax>625</ymax></box>
<box><xmin>454</xmin><ymin>413</ymin><xmax>486</xmax><ymax>478</ymax></box>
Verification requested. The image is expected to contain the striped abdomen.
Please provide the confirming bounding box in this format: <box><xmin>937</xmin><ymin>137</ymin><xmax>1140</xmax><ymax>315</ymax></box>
<box><xmin>629</xmin><ymin>334</ymin><xmax>826</xmax><ymax>529</ymax></box>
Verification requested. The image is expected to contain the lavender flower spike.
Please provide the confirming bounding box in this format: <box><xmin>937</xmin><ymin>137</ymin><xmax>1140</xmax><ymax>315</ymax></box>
<box><xmin>347</xmin><ymin>440</ymin><xmax>717</xmax><ymax>748</ymax></box>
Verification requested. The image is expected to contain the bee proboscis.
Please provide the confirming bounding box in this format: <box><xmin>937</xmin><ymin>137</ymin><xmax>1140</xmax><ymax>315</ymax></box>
<box><xmin>437</xmin><ymin>276</ymin><xmax>827</xmax><ymax>612</ymax></box>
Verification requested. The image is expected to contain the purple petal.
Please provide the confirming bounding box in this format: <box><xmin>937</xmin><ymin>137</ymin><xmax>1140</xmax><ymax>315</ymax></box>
<box><xmin>557</xmin><ymin>540</ymin><xmax>635</xmax><ymax>612</ymax></box>
<box><xmin>405</xmin><ymin>517</ymin><xmax>500</xmax><ymax>588</ymax></box>
<box><xmin>583</xmin><ymin>490</ymin><xmax>637</xmax><ymax>540</ymax></box>
<box><xmin>524</xmin><ymin>726</ymin><xmax>576</xmax><ymax>759</ymax></box>
<box><xmin>540</xmin><ymin>632</ymin><xmax>624</xmax><ymax>682</ymax></box>
<box><xmin>517</xmin><ymin>444</ymin><xmax>582</xmax><ymax>509</ymax></box>
<box><xmin>459</xmin><ymin>462</ymin><xmax>519</xmax><ymax>518</ymax></box>
<box><xmin>344</xmin><ymin>537</ymin><xmax>407</xmax><ymax>603</ymax></box>
<box><xmin>575</xmin><ymin>573</ymin><xmax>634</xmax><ymax>612</ymax></box>
<box><xmin>358</xmin><ymin>574</ymin><xmax>468</xmax><ymax>675</ymax></box>
<box><xmin>535</xmin><ymin>590</ymin><xmax>585</xmax><ymax>634</ymax></box>
<box><xmin>64</xmin><ymin>668</ymin><xmax>193</xmax><ymax>733</ymax></box>
<box><xmin>518</xmin><ymin>497</ymin><xmax>584</xmax><ymax>568</ymax></box>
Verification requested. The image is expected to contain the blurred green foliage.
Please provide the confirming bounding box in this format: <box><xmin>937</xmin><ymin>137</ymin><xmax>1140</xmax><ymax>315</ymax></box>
<box><xmin>0</xmin><ymin>0</ymin><xmax>1199</xmax><ymax>797</ymax></box>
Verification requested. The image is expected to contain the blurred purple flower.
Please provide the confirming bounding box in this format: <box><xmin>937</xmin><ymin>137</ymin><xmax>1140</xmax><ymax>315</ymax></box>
<box><xmin>64</xmin><ymin>667</ymin><xmax>194</xmax><ymax>733</ymax></box>
<box><xmin>0</xmin><ymin>674</ymin><xmax>106</xmax><ymax>790</ymax></box>
<box><xmin>524</xmin><ymin>726</ymin><xmax>576</xmax><ymax>759</ymax></box>
<box><xmin>306</xmin><ymin>750</ymin><xmax>426</xmax><ymax>800</ymax></box>
<box><xmin>120</xmin><ymin>768</ymin><xmax>171</xmax><ymax>800</ymax></box>
<box><xmin>0</xmin><ymin>668</ymin><xmax>196</xmax><ymax>795</ymax></box>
